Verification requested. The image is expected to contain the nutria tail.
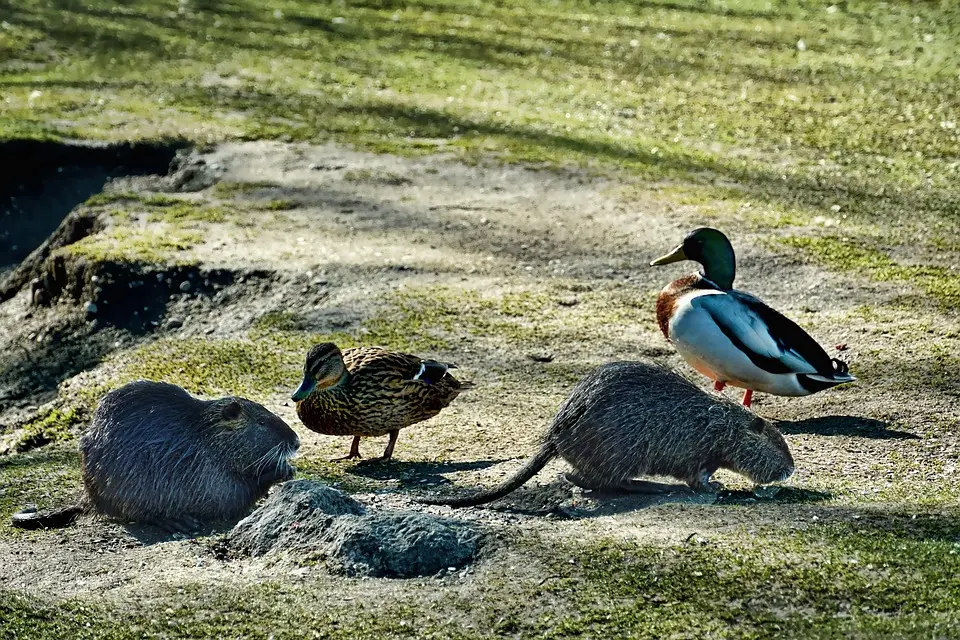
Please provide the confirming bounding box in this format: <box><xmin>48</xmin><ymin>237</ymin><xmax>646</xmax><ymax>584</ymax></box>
<box><xmin>418</xmin><ymin>443</ymin><xmax>557</xmax><ymax>508</ymax></box>
<box><xmin>11</xmin><ymin>504</ymin><xmax>83</xmax><ymax>530</ymax></box>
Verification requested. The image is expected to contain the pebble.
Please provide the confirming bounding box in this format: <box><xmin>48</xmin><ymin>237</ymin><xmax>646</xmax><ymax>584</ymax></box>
<box><xmin>179</xmin><ymin>280</ymin><xmax>192</xmax><ymax>293</ymax></box>
<box><xmin>85</xmin><ymin>301</ymin><xmax>98</xmax><ymax>315</ymax></box>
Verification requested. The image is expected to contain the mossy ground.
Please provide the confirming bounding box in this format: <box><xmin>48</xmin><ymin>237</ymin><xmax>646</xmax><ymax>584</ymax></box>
<box><xmin>2</xmin><ymin>0</ymin><xmax>960</xmax><ymax>637</ymax></box>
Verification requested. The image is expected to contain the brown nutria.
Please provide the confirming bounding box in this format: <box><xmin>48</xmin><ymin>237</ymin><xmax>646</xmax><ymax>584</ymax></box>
<box><xmin>11</xmin><ymin>380</ymin><xmax>300</xmax><ymax>532</ymax></box>
<box><xmin>421</xmin><ymin>361</ymin><xmax>794</xmax><ymax>508</ymax></box>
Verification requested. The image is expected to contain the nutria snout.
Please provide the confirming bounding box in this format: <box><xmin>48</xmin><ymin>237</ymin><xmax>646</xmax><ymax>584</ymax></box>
<box><xmin>422</xmin><ymin>361</ymin><xmax>795</xmax><ymax>508</ymax></box>
<box><xmin>13</xmin><ymin>380</ymin><xmax>300</xmax><ymax>532</ymax></box>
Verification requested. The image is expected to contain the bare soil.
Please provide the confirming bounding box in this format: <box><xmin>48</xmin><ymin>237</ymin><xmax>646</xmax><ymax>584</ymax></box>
<box><xmin>2</xmin><ymin>141</ymin><xmax>957</xmax><ymax>632</ymax></box>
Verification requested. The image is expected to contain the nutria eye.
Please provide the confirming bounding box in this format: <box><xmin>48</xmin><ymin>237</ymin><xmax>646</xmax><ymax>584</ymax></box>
<box><xmin>258</xmin><ymin>419</ymin><xmax>265</xmax><ymax>426</ymax></box>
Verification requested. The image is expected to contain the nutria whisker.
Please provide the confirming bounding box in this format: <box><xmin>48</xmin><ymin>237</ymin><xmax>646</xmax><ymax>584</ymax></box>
<box><xmin>245</xmin><ymin>442</ymin><xmax>283</xmax><ymax>474</ymax></box>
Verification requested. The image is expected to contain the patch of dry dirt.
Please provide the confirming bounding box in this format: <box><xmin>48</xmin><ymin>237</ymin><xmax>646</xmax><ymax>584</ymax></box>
<box><xmin>1</xmin><ymin>141</ymin><xmax>958</xmax><ymax>614</ymax></box>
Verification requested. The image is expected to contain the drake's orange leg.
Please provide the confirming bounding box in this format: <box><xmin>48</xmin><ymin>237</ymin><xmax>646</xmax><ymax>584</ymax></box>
<box><xmin>741</xmin><ymin>389</ymin><xmax>753</xmax><ymax>408</ymax></box>
<box><xmin>713</xmin><ymin>380</ymin><xmax>726</xmax><ymax>392</ymax></box>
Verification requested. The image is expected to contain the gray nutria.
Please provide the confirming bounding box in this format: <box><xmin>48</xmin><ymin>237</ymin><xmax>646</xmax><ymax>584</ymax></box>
<box><xmin>422</xmin><ymin>361</ymin><xmax>794</xmax><ymax>508</ymax></box>
<box><xmin>12</xmin><ymin>380</ymin><xmax>300</xmax><ymax>532</ymax></box>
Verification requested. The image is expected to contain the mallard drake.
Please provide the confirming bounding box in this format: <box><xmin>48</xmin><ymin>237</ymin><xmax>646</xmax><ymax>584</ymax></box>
<box><xmin>291</xmin><ymin>342</ymin><xmax>472</xmax><ymax>461</ymax></box>
<box><xmin>650</xmin><ymin>227</ymin><xmax>854</xmax><ymax>407</ymax></box>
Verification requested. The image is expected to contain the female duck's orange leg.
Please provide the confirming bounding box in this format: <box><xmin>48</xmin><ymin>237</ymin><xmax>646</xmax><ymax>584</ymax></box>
<box><xmin>713</xmin><ymin>380</ymin><xmax>726</xmax><ymax>392</ymax></box>
<box><xmin>741</xmin><ymin>389</ymin><xmax>753</xmax><ymax>408</ymax></box>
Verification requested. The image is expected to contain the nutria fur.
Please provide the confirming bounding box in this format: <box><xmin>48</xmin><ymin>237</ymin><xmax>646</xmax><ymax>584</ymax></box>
<box><xmin>12</xmin><ymin>380</ymin><xmax>300</xmax><ymax>532</ymax></box>
<box><xmin>421</xmin><ymin>361</ymin><xmax>794</xmax><ymax>508</ymax></box>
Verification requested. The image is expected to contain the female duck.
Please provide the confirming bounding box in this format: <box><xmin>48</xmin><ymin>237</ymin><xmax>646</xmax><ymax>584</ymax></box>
<box><xmin>292</xmin><ymin>342</ymin><xmax>472</xmax><ymax>461</ymax></box>
<box><xmin>650</xmin><ymin>228</ymin><xmax>854</xmax><ymax>407</ymax></box>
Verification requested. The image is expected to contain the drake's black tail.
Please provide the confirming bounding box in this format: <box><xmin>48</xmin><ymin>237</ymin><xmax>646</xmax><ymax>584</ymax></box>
<box><xmin>11</xmin><ymin>504</ymin><xmax>83</xmax><ymax>529</ymax></box>
<box><xmin>418</xmin><ymin>443</ymin><xmax>557</xmax><ymax>508</ymax></box>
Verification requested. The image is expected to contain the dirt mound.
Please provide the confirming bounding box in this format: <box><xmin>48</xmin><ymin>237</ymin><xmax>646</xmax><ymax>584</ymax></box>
<box><xmin>229</xmin><ymin>481</ymin><xmax>484</xmax><ymax>578</ymax></box>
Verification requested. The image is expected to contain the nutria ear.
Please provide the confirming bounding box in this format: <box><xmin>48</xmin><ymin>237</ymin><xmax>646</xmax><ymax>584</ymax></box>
<box><xmin>222</xmin><ymin>400</ymin><xmax>242</xmax><ymax>421</ymax></box>
<box><xmin>750</xmin><ymin>416</ymin><xmax>766</xmax><ymax>433</ymax></box>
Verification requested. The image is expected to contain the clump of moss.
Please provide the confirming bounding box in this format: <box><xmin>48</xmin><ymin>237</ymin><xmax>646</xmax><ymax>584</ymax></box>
<box><xmin>213</xmin><ymin>181</ymin><xmax>280</xmax><ymax>197</ymax></box>
<box><xmin>252</xmin><ymin>311</ymin><xmax>310</xmax><ymax>332</ymax></box>
<box><xmin>146</xmin><ymin>202</ymin><xmax>228</xmax><ymax>223</ymax></box>
<box><xmin>263</xmin><ymin>199</ymin><xmax>298</xmax><ymax>211</ymax></box>
<box><xmin>10</xmin><ymin>406</ymin><xmax>86</xmax><ymax>453</ymax></box>
<box><xmin>83</xmin><ymin>192</ymin><xmax>139</xmax><ymax>207</ymax></box>
<box><xmin>60</xmin><ymin>227</ymin><xmax>202</xmax><ymax>263</ymax></box>
<box><xmin>343</xmin><ymin>168</ymin><xmax>412</xmax><ymax>186</ymax></box>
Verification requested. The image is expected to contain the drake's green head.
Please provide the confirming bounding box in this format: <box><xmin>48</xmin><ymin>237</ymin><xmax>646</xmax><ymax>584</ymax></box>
<box><xmin>291</xmin><ymin>342</ymin><xmax>347</xmax><ymax>402</ymax></box>
<box><xmin>650</xmin><ymin>227</ymin><xmax>736</xmax><ymax>289</ymax></box>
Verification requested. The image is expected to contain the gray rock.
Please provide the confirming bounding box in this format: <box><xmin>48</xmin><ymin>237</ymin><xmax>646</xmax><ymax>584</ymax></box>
<box><xmin>326</xmin><ymin>510</ymin><xmax>482</xmax><ymax>578</ymax></box>
<box><xmin>231</xmin><ymin>481</ymin><xmax>366</xmax><ymax>557</ymax></box>
<box><xmin>179</xmin><ymin>280</ymin><xmax>192</xmax><ymax>293</ymax></box>
<box><xmin>228</xmin><ymin>480</ymin><xmax>482</xmax><ymax>578</ymax></box>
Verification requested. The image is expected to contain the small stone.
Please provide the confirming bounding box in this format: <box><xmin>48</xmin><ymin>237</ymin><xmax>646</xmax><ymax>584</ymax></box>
<box><xmin>179</xmin><ymin>280</ymin><xmax>192</xmax><ymax>293</ymax></box>
<box><xmin>526</xmin><ymin>353</ymin><xmax>554</xmax><ymax>363</ymax></box>
<box><xmin>165</xmin><ymin>318</ymin><xmax>184</xmax><ymax>330</ymax></box>
<box><xmin>85</xmin><ymin>301</ymin><xmax>98</xmax><ymax>315</ymax></box>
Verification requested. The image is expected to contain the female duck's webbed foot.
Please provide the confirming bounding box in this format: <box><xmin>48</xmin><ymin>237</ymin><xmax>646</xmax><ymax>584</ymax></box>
<box><xmin>331</xmin><ymin>436</ymin><xmax>362</xmax><ymax>462</ymax></box>
<box><xmin>741</xmin><ymin>389</ymin><xmax>753</xmax><ymax>408</ymax></box>
<box><xmin>713</xmin><ymin>380</ymin><xmax>726</xmax><ymax>392</ymax></box>
<box><xmin>357</xmin><ymin>430</ymin><xmax>400</xmax><ymax>464</ymax></box>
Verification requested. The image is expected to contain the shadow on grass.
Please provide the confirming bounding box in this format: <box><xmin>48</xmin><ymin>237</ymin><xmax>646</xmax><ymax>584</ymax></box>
<box><xmin>349</xmin><ymin>458</ymin><xmax>510</xmax><ymax>487</ymax></box>
<box><xmin>778</xmin><ymin>415</ymin><xmax>919</xmax><ymax>440</ymax></box>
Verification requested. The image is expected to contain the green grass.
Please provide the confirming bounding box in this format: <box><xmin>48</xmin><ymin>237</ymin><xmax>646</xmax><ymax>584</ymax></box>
<box><xmin>777</xmin><ymin>236</ymin><xmax>960</xmax><ymax>309</ymax></box>
<box><xmin>4</xmin><ymin>0</ymin><xmax>957</xmax><ymax>296</ymax></box>
<box><xmin>1</xmin><ymin>0</ymin><xmax>957</xmax><ymax>230</ymax></box>
<box><xmin>1</xmin><ymin>516</ymin><xmax>958</xmax><ymax>638</ymax></box>
<box><xmin>544</xmin><ymin>518</ymin><xmax>960</xmax><ymax>637</ymax></box>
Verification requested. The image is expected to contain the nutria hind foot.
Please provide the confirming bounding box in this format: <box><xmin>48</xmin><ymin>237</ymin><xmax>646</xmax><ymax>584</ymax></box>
<box><xmin>155</xmin><ymin>515</ymin><xmax>206</xmax><ymax>535</ymax></box>
<box><xmin>565</xmin><ymin>472</ymin><xmax>683</xmax><ymax>494</ymax></box>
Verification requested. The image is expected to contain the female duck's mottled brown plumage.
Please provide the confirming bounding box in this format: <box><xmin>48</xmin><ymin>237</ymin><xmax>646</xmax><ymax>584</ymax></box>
<box><xmin>292</xmin><ymin>342</ymin><xmax>472</xmax><ymax>461</ymax></box>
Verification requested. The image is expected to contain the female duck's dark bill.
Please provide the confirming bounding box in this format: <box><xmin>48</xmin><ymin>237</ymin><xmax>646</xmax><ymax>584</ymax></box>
<box><xmin>650</xmin><ymin>244</ymin><xmax>687</xmax><ymax>266</ymax></box>
<box><xmin>291</xmin><ymin>377</ymin><xmax>316</xmax><ymax>401</ymax></box>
